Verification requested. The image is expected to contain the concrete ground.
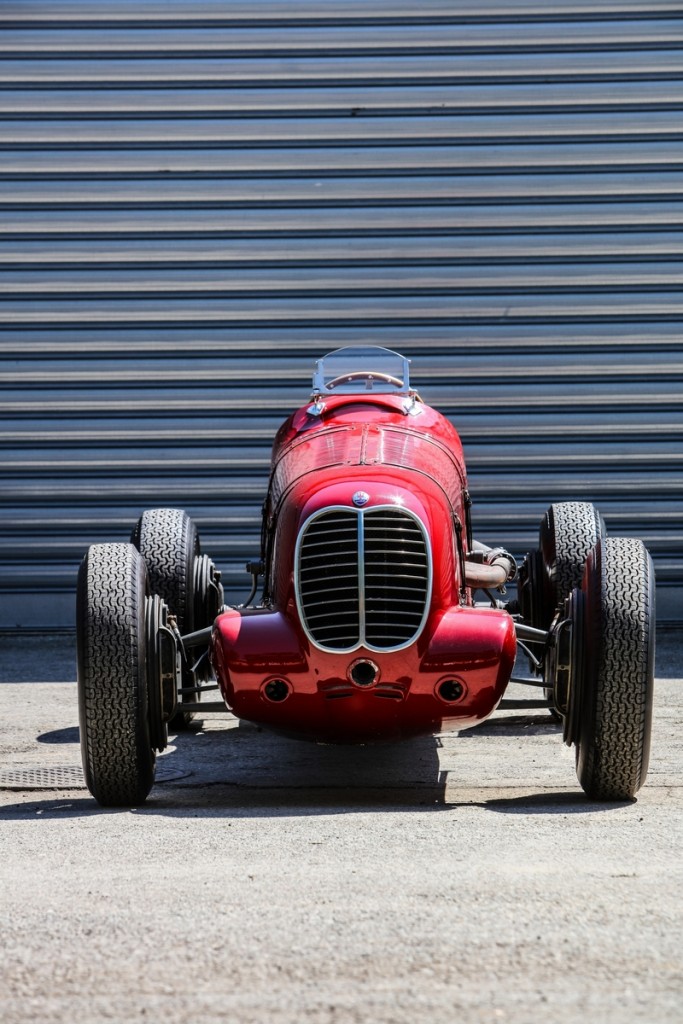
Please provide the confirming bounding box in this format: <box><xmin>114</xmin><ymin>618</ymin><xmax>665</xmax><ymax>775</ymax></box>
<box><xmin>0</xmin><ymin>634</ymin><xmax>681</xmax><ymax>1024</ymax></box>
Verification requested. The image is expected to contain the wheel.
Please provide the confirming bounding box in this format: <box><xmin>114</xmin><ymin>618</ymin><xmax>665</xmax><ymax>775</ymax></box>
<box><xmin>521</xmin><ymin>502</ymin><xmax>605</xmax><ymax>717</ymax></box>
<box><xmin>539</xmin><ymin>501</ymin><xmax>606</xmax><ymax>629</ymax></box>
<box><xmin>131</xmin><ymin>508</ymin><xmax>199</xmax><ymax>635</ymax></box>
<box><xmin>131</xmin><ymin>508</ymin><xmax>222</xmax><ymax>727</ymax></box>
<box><xmin>571</xmin><ymin>537</ymin><xmax>655</xmax><ymax>801</ymax></box>
<box><xmin>77</xmin><ymin>543</ymin><xmax>157</xmax><ymax>807</ymax></box>
<box><xmin>131</xmin><ymin>508</ymin><xmax>198</xmax><ymax>728</ymax></box>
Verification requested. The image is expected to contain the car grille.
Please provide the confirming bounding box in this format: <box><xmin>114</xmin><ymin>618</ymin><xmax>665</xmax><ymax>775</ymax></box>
<box><xmin>296</xmin><ymin>507</ymin><xmax>431</xmax><ymax>652</ymax></box>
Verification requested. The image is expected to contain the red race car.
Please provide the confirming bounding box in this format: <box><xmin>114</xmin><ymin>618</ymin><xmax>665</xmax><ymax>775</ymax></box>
<box><xmin>77</xmin><ymin>346</ymin><xmax>655</xmax><ymax>806</ymax></box>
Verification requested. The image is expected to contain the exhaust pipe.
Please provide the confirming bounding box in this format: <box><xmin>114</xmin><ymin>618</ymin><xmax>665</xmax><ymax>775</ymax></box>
<box><xmin>464</xmin><ymin>544</ymin><xmax>517</xmax><ymax>589</ymax></box>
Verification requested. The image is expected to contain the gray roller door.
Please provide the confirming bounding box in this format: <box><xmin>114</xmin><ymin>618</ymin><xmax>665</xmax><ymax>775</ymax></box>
<box><xmin>0</xmin><ymin>0</ymin><xmax>681</xmax><ymax>629</ymax></box>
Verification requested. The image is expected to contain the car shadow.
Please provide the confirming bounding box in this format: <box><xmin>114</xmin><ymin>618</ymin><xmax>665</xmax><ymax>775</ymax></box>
<box><xmin>1</xmin><ymin>723</ymin><xmax>448</xmax><ymax>818</ymax></box>
<box><xmin>0</xmin><ymin>715</ymin><xmax>631</xmax><ymax>819</ymax></box>
<box><xmin>483</xmin><ymin>791</ymin><xmax>632</xmax><ymax>814</ymax></box>
<box><xmin>458</xmin><ymin>714</ymin><xmax>562</xmax><ymax>738</ymax></box>
<box><xmin>0</xmin><ymin>786</ymin><xmax>627</xmax><ymax>820</ymax></box>
<box><xmin>36</xmin><ymin>726</ymin><xmax>80</xmax><ymax>744</ymax></box>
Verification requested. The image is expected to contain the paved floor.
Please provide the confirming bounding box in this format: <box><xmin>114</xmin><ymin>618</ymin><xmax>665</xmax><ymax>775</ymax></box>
<box><xmin>0</xmin><ymin>634</ymin><xmax>681</xmax><ymax>1024</ymax></box>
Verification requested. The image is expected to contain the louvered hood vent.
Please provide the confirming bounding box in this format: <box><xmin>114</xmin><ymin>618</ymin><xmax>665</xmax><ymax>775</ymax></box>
<box><xmin>295</xmin><ymin>506</ymin><xmax>432</xmax><ymax>653</ymax></box>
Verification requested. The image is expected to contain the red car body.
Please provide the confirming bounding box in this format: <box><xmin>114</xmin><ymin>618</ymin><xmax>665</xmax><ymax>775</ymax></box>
<box><xmin>76</xmin><ymin>345</ymin><xmax>655</xmax><ymax>806</ymax></box>
<box><xmin>211</xmin><ymin>388</ymin><xmax>516</xmax><ymax>743</ymax></box>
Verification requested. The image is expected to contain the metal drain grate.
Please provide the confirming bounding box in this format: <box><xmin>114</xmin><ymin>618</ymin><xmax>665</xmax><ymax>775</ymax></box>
<box><xmin>0</xmin><ymin>763</ymin><xmax>190</xmax><ymax>790</ymax></box>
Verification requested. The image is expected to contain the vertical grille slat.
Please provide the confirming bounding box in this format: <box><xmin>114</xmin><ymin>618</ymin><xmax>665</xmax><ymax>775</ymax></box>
<box><xmin>295</xmin><ymin>505</ymin><xmax>431</xmax><ymax>652</ymax></box>
<box><xmin>297</xmin><ymin>508</ymin><xmax>360</xmax><ymax>651</ymax></box>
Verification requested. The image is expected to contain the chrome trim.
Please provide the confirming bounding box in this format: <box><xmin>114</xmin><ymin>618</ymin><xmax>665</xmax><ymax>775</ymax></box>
<box><xmin>306</xmin><ymin>399</ymin><xmax>325</xmax><ymax>417</ymax></box>
<box><xmin>294</xmin><ymin>504</ymin><xmax>433</xmax><ymax>654</ymax></box>
<box><xmin>357</xmin><ymin>507</ymin><xmax>366</xmax><ymax>634</ymax></box>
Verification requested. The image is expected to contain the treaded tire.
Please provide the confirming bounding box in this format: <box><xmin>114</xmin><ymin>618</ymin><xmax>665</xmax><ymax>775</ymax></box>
<box><xmin>77</xmin><ymin>543</ymin><xmax>155</xmax><ymax>807</ymax></box>
<box><xmin>131</xmin><ymin>508</ymin><xmax>200</xmax><ymax>728</ymax></box>
<box><xmin>539</xmin><ymin>501</ymin><xmax>606</xmax><ymax>628</ymax></box>
<box><xmin>575</xmin><ymin>537</ymin><xmax>655</xmax><ymax>801</ymax></box>
<box><xmin>131</xmin><ymin>508</ymin><xmax>199</xmax><ymax>631</ymax></box>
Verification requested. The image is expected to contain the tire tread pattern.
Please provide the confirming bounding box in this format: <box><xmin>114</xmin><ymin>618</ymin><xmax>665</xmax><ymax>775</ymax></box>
<box><xmin>577</xmin><ymin>537</ymin><xmax>655</xmax><ymax>801</ymax></box>
<box><xmin>543</xmin><ymin>501</ymin><xmax>603</xmax><ymax>607</ymax></box>
<box><xmin>77</xmin><ymin>543</ymin><xmax>154</xmax><ymax>807</ymax></box>
<box><xmin>131</xmin><ymin>508</ymin><xmax>199</xmax><ymax>728</ymax></box>
<box><xmin>133</xmin><ymin>508</ymin><xmax>198</xmax><ymax>633</ymax></box>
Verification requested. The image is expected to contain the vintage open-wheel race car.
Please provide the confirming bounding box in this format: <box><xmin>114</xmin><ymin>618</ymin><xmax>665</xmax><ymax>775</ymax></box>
<box><xmin>77</xmin><ymin>346</ymin><xmax>655</xmax><ymax>807</ymax></box>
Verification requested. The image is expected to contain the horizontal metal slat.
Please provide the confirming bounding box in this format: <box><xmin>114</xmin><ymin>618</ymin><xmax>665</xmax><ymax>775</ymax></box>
<box><xmin>3</xmin><ymin>20</ymin><xmax>683</xmax><ymax>57</ymax></box>
<box><xmin>4</xmin><ymin>297</ymin><xmax>683</xmax><ymax>328</ymax></box>
<box><xmin>0</xmin><ymin>506</ymin><xmax>662</xmax><ymax>529</ymax></box>
<box><xmin>4</xmin><ymin>208</ymin><xmax>683</xmax><ymax>239</ymax></box>
<box><xmin>4</xmin><ymin>451</ymin><xmax>682</xmax><ymax>482</ymax></box>
<box><xmin>5</xmin><ymin>112</ymin><xmax>683</xmax><ymax>149</ymax></box>
<box><xmin>1</xmin><ymin>329</ymin><xmax>682</xmax><ymax>358</ymax></box>
<box><xmin>1</xmin><ymin>3</ymin><xmax>678</xmax><ymax>27</ymax></box>
<box><xmin>2</xmin><ymin>360</ymin><xmax>681</xmax><ymax>385</ymax></box>
<box><xmin>3</xmin><ymin>50</ymin><xmax>683</xmax><ymax>89</ymax></box>
<box><xmin>4</xmin><ymin>143</ymin><xmax>683</xmax><ymax>178</ymax></box>
<box><xmin>2</xmin><ymin>472</ymin><xmax>681</xmax><ymax>496</ymax></box>
<box><xmin>3</xmin><ymin>392</ymin><xmax>681</xmax><ymax>417</ymax></box>
<box><xmin>3</xmin><ymin>232</ymin><xmax>683</xmax><ymax>267</ymax></box>
<box><xmin>3</xmin><ymin>422</ymin><xmax>683</xmax><ymax>449</ymax></box>
<box><xmin>4</xmin><ymin>264</ymin><xmax>683</xmax><ymax>296</ymax></box>
<box><xmin>4</xmin><ymin>80</ymin><xmax>683</xmax><ymax>119</ymax></box>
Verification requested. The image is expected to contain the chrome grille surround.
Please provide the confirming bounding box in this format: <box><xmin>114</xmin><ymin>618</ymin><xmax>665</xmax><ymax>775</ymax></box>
<box><xmin>295</xmin><ymin>505</ymin><xmax>432</xmax><ymax>654</ymax></box>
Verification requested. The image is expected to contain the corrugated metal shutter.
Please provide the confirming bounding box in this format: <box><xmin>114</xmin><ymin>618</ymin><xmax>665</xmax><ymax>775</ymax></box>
<box><xmin>1</xmin><ymin>0</ymin><xmax>681</xmax><ymax>629</ymax></box>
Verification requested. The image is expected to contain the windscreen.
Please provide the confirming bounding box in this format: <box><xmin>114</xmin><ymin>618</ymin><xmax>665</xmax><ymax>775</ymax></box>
<box><xmin>312</xmin><ymin>346</ymin><xmax>411</xmax><ymax>395</ymax></box>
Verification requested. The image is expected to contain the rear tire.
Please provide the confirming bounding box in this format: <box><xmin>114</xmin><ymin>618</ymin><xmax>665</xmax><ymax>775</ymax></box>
<box><xmin>575</xmin><ymin>537</ymin><xmax>655</xmax><ymax>801</ymax></box>
<box><xmin>131</xmin><ymin>508</ymin><xmax>198</xmax><ymax>632</ymax></box>
<box><xmin>77</xmin><ymin>543</ymin><xmax>155</xmax><ymax>807</ymax></box>
<box><xmin>531</xmin><ymin>502</ymin><xmax>605</xmax><ymax>717</ymax></box>
<box><xmin>540</xmin><ymin>501</ymin><xmax>606</xmax><ymax>628</ymax></box>
<box><xmin>131</xmin><ymin>508</ymin><xmax>200</xmax><ymax>728</ymax></box>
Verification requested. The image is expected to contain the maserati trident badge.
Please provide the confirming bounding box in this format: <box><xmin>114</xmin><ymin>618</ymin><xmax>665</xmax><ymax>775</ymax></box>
<box><xmin>352</xmin><ymin>491</ymin><xmax>370</xmax><ymax>507</ymax></box>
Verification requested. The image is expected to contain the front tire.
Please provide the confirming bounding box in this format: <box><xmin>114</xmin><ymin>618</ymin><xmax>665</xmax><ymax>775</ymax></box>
<box><xmin>77</xmin><ymin>543</ymin><xmax>156</xmax><ymax>807</ymax></box>
<box><xmin>574</xmin><ymin>537</ymin><xmax>655</xmax><ymax>801</ymax></box>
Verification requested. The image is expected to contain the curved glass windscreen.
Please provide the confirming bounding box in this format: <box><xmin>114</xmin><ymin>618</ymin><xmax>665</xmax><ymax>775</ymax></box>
<box><xmin>312</xmin><ymin>346</ymin><xmax>411</xmax><ymax>395</ymax></box>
